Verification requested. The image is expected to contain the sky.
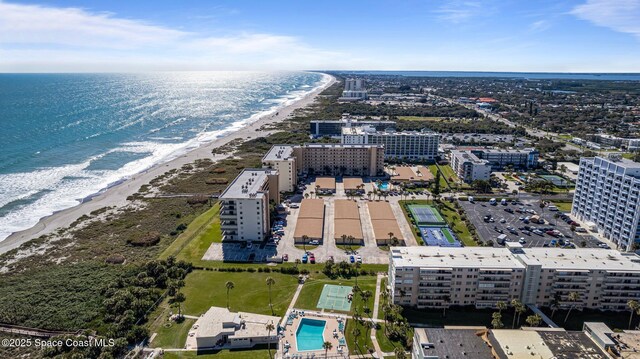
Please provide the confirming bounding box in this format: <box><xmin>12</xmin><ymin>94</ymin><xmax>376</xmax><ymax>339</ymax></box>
<box><xmin>1</xmin><ymin>0</ymin><xmax>640</xmax><ymax>72</ymax></box>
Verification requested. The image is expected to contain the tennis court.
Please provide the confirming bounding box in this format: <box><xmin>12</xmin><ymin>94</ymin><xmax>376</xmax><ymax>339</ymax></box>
<box><xmin>539</xmin><ymin>175</ymin><xmax>573</xmax><ymax>187</ymax></box>
<box><xmin>408</xmin><ymin>205</ymin><xmax>445</xmax><ymax>225</ymax></box>
<box><xmin>316</xmin><ymin>284</ymin><xmax>353</xmax><ymax>311</ymax></box>
<box><xmin>420</xmin><ymin>226</ymin><xmax>461</xmax><ymax>247</ymax></box>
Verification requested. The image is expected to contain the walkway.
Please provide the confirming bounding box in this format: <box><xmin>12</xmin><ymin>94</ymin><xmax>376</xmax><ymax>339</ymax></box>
<box><xmin>368</xmin><ymin>273</ymin><xmax>385</xmax><ymax>358</ymax></box>
<box><xmin>527</xmin><ymin>304</ymin><xmax>560</xmax><ymax>328</ymax></box>
<box><xmin>280</xmin><ymin>280</ymin><xmax>305</xmax><ymax>328</ymax></box>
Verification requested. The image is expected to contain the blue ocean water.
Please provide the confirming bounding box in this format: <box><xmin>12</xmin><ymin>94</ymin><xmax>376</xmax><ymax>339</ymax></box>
<box><xmin>334</xmin><ymin>70</ymin><xmax>640</xmax><ymax>81</ymax></box>
<box><xmin>0</xmin><ymin>71</ymin><xmax>329</xmax><ymax>241</ymax></box>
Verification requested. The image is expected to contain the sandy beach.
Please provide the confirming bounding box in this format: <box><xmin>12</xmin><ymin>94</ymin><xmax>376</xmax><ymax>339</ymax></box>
<box><xmin>0</xmin><ymin>74</ymin><xmax>336</xmax><ymax>255</ymax></box>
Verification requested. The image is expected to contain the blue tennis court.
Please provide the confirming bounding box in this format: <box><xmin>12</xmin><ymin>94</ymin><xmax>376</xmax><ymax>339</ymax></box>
<box><xmin>408</xmin><ymin>205</ymin><xmax>446</xmax><ymax>225</ymax></box>
<box><xmin>420</xmin><ymin>226</ymin><xmax>462</xmax><ymax>247</ymax></box>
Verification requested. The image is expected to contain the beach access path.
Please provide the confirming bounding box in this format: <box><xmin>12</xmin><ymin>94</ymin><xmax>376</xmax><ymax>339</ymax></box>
<box><xmin>0</xmin><ymin>75</ymin><xmax>336</xmax><ymax>255</ymax></box>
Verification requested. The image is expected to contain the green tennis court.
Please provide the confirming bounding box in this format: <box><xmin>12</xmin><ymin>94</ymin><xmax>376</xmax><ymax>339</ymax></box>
<box><xmin>408</xmin><ymin>204</ymin><xmax>445</xmax><ymax>225</ymax></box>
<box><xmin>316</xmin><ymin>284</ymin><xmax>353</xmax><ymax>311</ymax></box>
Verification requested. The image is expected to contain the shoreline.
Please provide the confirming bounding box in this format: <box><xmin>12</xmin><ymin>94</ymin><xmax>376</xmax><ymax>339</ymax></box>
<box><xmin>0</xmin><ymin>73</ymin><xmax>336</xmax><ymax>255</ymax></box>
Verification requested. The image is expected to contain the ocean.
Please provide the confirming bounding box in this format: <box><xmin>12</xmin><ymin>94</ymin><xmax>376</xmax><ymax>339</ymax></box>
<box><xmin>0</xmin><ymin>71</ymin><xmax>329</xmax><ymax>241</ymax></box>
<box><xmin>333</xmin><ymin>70</ymin><xmax>640</xmax><ymax>81</ymax></box>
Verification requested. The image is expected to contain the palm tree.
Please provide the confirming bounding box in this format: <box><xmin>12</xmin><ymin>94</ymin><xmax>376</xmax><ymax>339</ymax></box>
<box><xmin>564</xmin><ymin>292</ymin><xmax>581</xmax><ymax>324</ymax></box>
<box><xmin>515</xmin><ymin>302</ymin><xmax>527</xmax><ymax>327</ymax></box>
<box><xmin>394</xmin><ymin>347</ymin><xmax>407</xmax><ymax>359</ymax></box>
<box><xmin>302</xmin><ymin>234</ymin><xmax>309</xmax><ymax>252</ymax></box>
<box><xmin>310</xmin><ymin>190</ymin><xmax>315</xmax><ymax>198</ymax></box>
<box><xmin>294</xmin><ymin>258</ymin><xmax>301</xmax><ymax>269</ymax></box>
<box><xmin>388</xmin><ymin>232</ymin><xmax>395</xmax><ymax>245</ymax></box>
<box><xmin>304</xmin><ymin>193</ymin><xmax>309</xmax><ymax>199</ymax></box>
<box><xmin>442</xmin><ymin>295</ymin><xmax>451</xmax><ymax>317</ymax></box>
<box><xmin>496</xmin><ymin>301</ymin><xmax>507</xmax><ymax>314</ymax></box>
<box><xmin>341</xmin><ymin>234</ymin><xmax>348</xmax><ymax>248</ymax></box>
<box><xmin>628</xmin><ymin>300</ymin><xmax>639</xmax><ymax>329</ymax></box>
<box><xmin>352</xmin><ymin>327</ymin><xmax>361</xmax><ymax>351</ymax></box>
<box><xmin>550</xmin><ymin>293</ymin><xmax>561</xmax><ymax>318</ymax></box>
<box><xmin>266</xmin><ymin>277</ymin><xmax>276</xmax><ymax>314</ymax></box>
<box><xmin>491</xmin><ymin>312</ymin><xmax>504</xmax><ymax>329</ymax></box>
<box><xmin>266</xmin><ymin>322</ymin><xmax>275</xmax><ymax>359</ymax></box>
<box><xmin>526</xmin><ymin>314</ymin><xmax>542</xmax><ymax>327</ymax></box>
<box><xmin>225</xmin><ymin>281</ymin><xmax>235</xmax><ymax>308</ymax></box>
<box><xmin>511</xmin><ymin>299</ymin><xmax>522</xmax><ymax>328</ymax></box>
<box><xmin>322</xmin><ymin>341</ymin><xmax>333</xmax><ymax>358</ymax></box>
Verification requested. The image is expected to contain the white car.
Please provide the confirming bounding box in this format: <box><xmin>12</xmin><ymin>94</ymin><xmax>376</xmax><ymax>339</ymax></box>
<box><xmin>356</xmin><ymin>255</ymin><xmax>362</xmax><ymax>263</ymax></box>
<box><xmin>289</xmin><ymin>203</ymin><xmax>299</xmax><ymax>208</ymax></box>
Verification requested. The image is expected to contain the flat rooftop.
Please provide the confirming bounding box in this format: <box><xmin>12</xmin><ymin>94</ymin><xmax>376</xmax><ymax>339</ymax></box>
<box><xmin>343</xmin><ymin>177</ymin><xmax>363</xmax><ymax>190</ymax></box>
<box><xmin>262</xmin><ymin>144</ymin><xmax>295</xmax><ymax>162</ymax></box>
<box><xmin>298</xmin><ymin>199</ymin><xmax>325</xmax><ymax>219</ymax></box>
<box><xmin>516</xmin><ymin>248</ymin><xmax>640</xmax><ymax>272</ymax></box>
<box><xmin>490</xmin><ymin>330</ymin><xmax>554</xmax><ymax>358</ymax></box>
<box><xmin>219</xmin><ymin>168</ymin><xmax>276</xmax><ymax>199</ymax></box>
<box><xmin>367</xmin><ymin>201</ymin><xmax>396</xmax><ymax>220</ymax></box>
<box><xmin>537</xmin><ymin>330</ymin><xmax>607</xmax><ymax>359</ymax></box>
<box><xmin>451</xmin><ymin>150</ymin><xmax>488</xmax><ymax>164</ymax></box>
<box><xmin>196</xmin><ymin>306</ymin><xmax>279</xmax><ymax>341</ymax></box>
<box><xmin>390</xmin><ymin>247</ymin><xmax>525</xmax><ymax>269</ymax></box>
<box><xmin>315</xmin><ymin>177</ymin><xmax>336</xmax><ymax>190</ymax></box>
<box><xmin>415</xmin><ymin>328</ymin><xmax>493</xmax><ymax>359</ymax></box>
<box><xmin>334</xmin><ymin>200</ymin><xmax>360</xmax><ymax>219</ymax></box>
<box><xmin>302</xmin><ymin>143</ymin><xmax>383</xmax><ymax>149</ymax></box>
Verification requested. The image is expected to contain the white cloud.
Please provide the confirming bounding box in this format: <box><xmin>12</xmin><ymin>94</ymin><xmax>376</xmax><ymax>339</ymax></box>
<box><xmin>0</xmin><ymin>1</ymin><xmax>345</xmax><ymax>71</ymax></box>
<box><xmin>571</xmin><ymin>0</ymin><xmax>640</xmax><ymax>39</ymax></box>
<box><xmin>529</xmin><ymin>20</ymin><xmax>551</xmax><ymax>32</ymax></box>
<box><xmin>435</xmin><ymin>1</ymin><xmax>483</xmax><ymax>23</ymax></box>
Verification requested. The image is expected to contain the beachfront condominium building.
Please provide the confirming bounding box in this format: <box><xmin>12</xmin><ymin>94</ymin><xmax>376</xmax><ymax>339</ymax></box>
<box><xmin>450</xmin><ymin>150</ymin><xmax>492</xmax><ymax>183</ymax></box>
<box><xmin>339</xmin><ymin>78</ymin><xmax>368</xmax><ymax>101</ymax></box>
<box><xmin>293</xmin><ymin>143</ymin><xmax>384</xmax><ymax>177</ymax></box>
<box><xmin>262</xmin><ymin>145</ymin><xmax>297</xmax><ymax>192</ymax></box>
<box><xmin>572</xmin><ymin>155</ymin><xmax>640</xmax><ymax>251</ymax></box>
<box><xmin>219</xmin><ymin>169</ymin><xmax>279</xmax><ymax>242</ymax></box>
<box><xmin>309</xmin><ymin>117</ymin><xmax>395</xmax><ymax>137</ymax></box>
<box><xmin>389</xmin><ymin>245</ymin><xmax>640</xmax><ymax>311</ymax></box>
<box><xmin>469</xmin><ymin>148</ymin><xmax>539</xmax><ymax>170</ymax></box>
<box><xmin>341</xmin><ymin>126</ymin><xmax>439</xmax><ymax>161</ymax></box>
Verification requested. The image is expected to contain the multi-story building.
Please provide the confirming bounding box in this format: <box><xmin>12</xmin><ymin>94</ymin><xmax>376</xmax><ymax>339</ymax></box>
<box><xmin>293</xmin><ymin>143</ymin><xmax>384</xmax><ymax>177</ymax></box>
<box><xmin>341</xmin><ymin>126</ymin><xmax>439</xmax><ymax>161</ymax></box>
<box><xmin>339</xmin><ymin>78</ymin><xmax>368</xmax><ymax>101</ymax></box>
<box><xmin>219</xmin><ymin>169</ymin><xmax>279</xmax><ymax>242</ymax></box>
<box><xmin>572</xmin><ymin>155</ymin><xmax>640</xmax><ymax>251</ymax></box>
<box><xmin>628</xmin><ymin>138</ymin><xmax>640</xmax><ymax>152</ymax></box>
<box><xmin>470</xmin><ymin>148</ymin><xmax>539</xmax><ymax>170</ymax></box>
<box><xmin>309</xmin><ymin>118</ymin><xmax>395</xmax><ymax>137</ymax></box>
<box><xmin>449</xmin><ymin>150</ymin><xmax>492</xmax><ymax>182</ymax></box>
<box><xmin>262</xmin><ymin>145</ymin><xmax>297</xmax><ymax>192</ymax></box>
<box><xmin>389</xmin><ymin>246</ymin><xmax>640</xmax><ymax>311</ymax></box>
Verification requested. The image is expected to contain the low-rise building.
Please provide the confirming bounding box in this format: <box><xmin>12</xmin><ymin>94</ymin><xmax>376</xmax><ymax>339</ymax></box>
<box><xmin>584</xmin><ymin>322</ymin><xmax>640</xmax><ymax>357</ymax></box>
<box><xmin>450</xmin><ymin>150</ymin><xmax>492</xmax><ymax>183</ymax></box>
<box><xmin>470</xmin><ymin>148</ymin><xmax>539</xmax><ymax>170</ymax></box>
<box><xmin>309</xmin><ymin>117</ymin><xmax>395</xmax><ymax>137</ymax></box>
<box><xmin>219</xmin><ymin>169</ymin><xmax>279</xmax><ymax>242</ymax></box>
<box><xmin>193</xmin><ymin>307</ymin><xmax>280</xmax><ymax>349</ymax></box>
<box><xmin>341</xmin><ymin>126</ymin><xmax>439</xmax><ymax>161</ymax></box>
<box><xmin>572</xmin><ymin>155</ymin><xmax>640</xmax><ymax>251</ymax></box>
<box><xmin>262</xmin><ymin>145</ymin><xmax>297</xmax><ymax>192</ymax></box>
<box><xmin>389</xmin><ymin>246</ymin><xmax>640</xmax><ymax>311</ymax></box>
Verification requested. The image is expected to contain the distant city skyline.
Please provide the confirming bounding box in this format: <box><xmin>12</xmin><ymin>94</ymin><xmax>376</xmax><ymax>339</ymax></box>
<box><xmin>1</xmin><ymin>0</ymin><xmax>640</xmax><ymax>72</ymax></box>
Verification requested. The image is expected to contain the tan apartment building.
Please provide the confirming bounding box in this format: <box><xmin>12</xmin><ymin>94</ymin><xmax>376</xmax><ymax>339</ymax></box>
<box><xmin>219</xmin><ymin>169</ymin><xmax>279</xmax><ymax>242</ymax></box>
<box><xmin>293</xmin><ymin>143</ymin><xmax>384</xmax><ymax>177</ymax></box>
<box><xmin>262</xmin><ymin>145</ymin><xmax>297</xmax><ymax>192</ymax></box>
<box><xmin>390</xmin><ymin>245</ymin><xmax>640</xmax><ymax>311</ymax></box>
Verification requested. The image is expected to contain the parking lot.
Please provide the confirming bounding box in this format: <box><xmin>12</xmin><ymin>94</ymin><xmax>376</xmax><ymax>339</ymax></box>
<box><xmin>460</xmin><ymin>198</ymin><xmax>601</xmax><ymax>248</ymax></box>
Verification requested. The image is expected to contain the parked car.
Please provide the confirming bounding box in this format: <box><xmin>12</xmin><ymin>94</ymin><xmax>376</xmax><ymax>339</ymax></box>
<box><xmin>349</xmin><ymin>255</ymin><xmax>355</xmax><ymax>263</ymax></box>
<box><xmin>282</xmin><ymin>254</ymin><xmax>289</xmax><ymax>261</ymax></box>
<box><xmin>309</xmin><ymin>240</ymin><xmax>319</xmax><ymax>245</ymax></box>
<box><xmin>302</xmin><ymin>254</ymin><xmax>308</xmax><ymax>263</ymax></box>
<box><xmin>356</xmin><ymin>255</ymin><xmax>362</xmax><ymax>263</ymax></box>
<box><xmin>309</xmin><ymin>254</ymin><xmax>316</xmax><ymax>264</ymax></box>
<box><xmin>289</xmin><ymin>203</ymin><xmax>300</xmax><ymax>208</ymax></box>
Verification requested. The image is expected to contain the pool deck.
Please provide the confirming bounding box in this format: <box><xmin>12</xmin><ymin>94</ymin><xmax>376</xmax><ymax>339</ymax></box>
<box><xmin>281</xmin><ymin>310</ymin><xmax>346</xmax><ymax>357</ymax></box>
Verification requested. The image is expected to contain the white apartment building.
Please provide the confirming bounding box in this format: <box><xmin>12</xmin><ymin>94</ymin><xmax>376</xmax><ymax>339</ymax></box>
<box><xmin>471</xmin><ymin>148</ymin><xmax>539</xmax><ymax>170</ymax></box>
<box><xmin>389</xmin><ymin>246</ymin><xmax>640</xmax><ymax>311</ymax></box>
<box><xmin>341</xmin><ymin>126</ymin><xmax>439</xmax><ymax>161</ymax></box>
<box><xmin>572</xmin><ymin>155</ymin><xmax>640</xmax><ymax>251</ymax></box>
<box><xmin>262</xmin><ymin>145</ymin><xmax>297</xmax><ymax>192</ymax></box>
<box><xmin>219</xmin><ymin>169</ymin><xmax>279</xmax><ymax>242</ymax></box>
<box><xmin>450</xmin><ymin>150</ymin><xmax>492</xmax><ymax>182</ymax></box>
<box><xmin>340</xmin><ymin>78</ymin><xmax>368</xmax><ymax>101</ymax></box>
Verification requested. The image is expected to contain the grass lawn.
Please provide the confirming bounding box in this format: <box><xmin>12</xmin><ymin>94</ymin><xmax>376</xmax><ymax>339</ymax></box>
<box><xmin>163</xmin><ymin>349</ymin><xmax>272</xmax><ymax>359</ymax></box>
<box><xmin>160</xmin><ymin>203</ymin><xmax>221</xmax><ymax>265</ymax></box>
<box><xmin>376</xmin><ymin>324</ymin><xmax>411</xmax><ymax>353</ymax></box>
<box><xmin>336</xmin><ymin>244</ymin><xmax>362</xmax><ymax>251</ymax></box>
<box><xmin>397</xmin><ymin>116</ymin><xmax>443</xmax><ymax>122</ymax></box>
<box><xmin>377</xmin><ymin>278</ymin><xmax>389</xmax><ymax>320</ymax></box>
<box><xmin>181</xmin><ymin>271</ymin><xmax>299</xmax><ymax>317</ymax></box>
<box><xmin>294</xmin><ymin>275</ymin><xmax>377</xmax><ymax>314</ymax></box>
<box><xmin>551</xmin><ymin>200</ymin><xmax>573</xmax><ymax>212</ymax></box>
<box><xmin>149</xmin><ymin>317</ymin><xmax>195</xmax><ymax>349</ymax></box>
<box><xmin>399</xmin><ymin>200</ymin><xmax>476</xmax><ymax>247</ymax></box>
<box><xmin>345</xmin><ymin>318</ymin><xmax>374</xmax><ymax>355</ymax></box>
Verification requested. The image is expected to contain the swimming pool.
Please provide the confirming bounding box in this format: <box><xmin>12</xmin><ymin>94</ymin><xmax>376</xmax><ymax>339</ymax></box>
<box><xmin>296</xmin><ymin>318</ymin><xmax>326</xmax><ymax>351</ymax></box>
<box><xmin>376</xmin><ymin>181</ymin><xmax>390</xmax><ymax>190</ymax></box>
